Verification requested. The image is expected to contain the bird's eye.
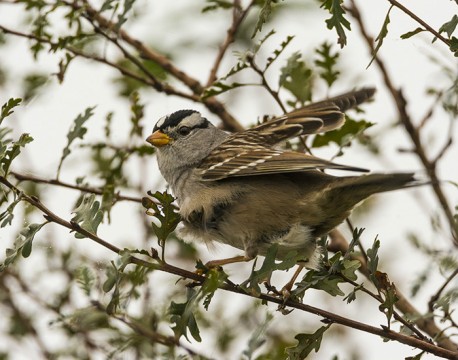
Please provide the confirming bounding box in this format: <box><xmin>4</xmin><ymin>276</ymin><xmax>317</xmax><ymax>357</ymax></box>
<box><xmin>178</xmin><ymin>126</ymin><xmax>191</xmax><ymax>136</ymax></box>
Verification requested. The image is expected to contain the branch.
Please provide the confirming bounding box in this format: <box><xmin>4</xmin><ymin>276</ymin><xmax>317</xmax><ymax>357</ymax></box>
<box><xmin>248</xmin><ymin>56</ymin><xmax>287</xmax><ymax>113</ymax></box>
<box><xmin>329</xmin><ymin>229</ymin><xmax>458</xmax><ymax>351</ymax></box>
<box><xmin>386</xmin><ymin>0</ymin><xmax>451</xmax><ymax>46</ymax></box>
<box><xmin>69</xmin><ymin>0</ymin><xmax>245</xmax><ymax>132</ymax></box>
<box><xmin>1</xmin><ymin>175</ymin><xmax>458</xmax><ymax>359</ymax></box>
<box><xmin>348</xmin><ymin>0</ymin><xmax>458</xmax><ymax>245</ymax></box>
<box><xmin>92</xmin><ymin>301</ymin><xmax>205</xmax><ymax>357</ymax></box>
<box><xmin>429</xmin><ymin>267</ymin><xmax>458</xmax><ymax>312</ymax></box>
<box><xmin>10</xmin><ymin>171</ymin><xmax>142</xmax><ymax>203</ymax></box>
<box><xmin>0</xmin><ymin>25</ymin><xmax>199</xmax><ymax>101</ymax></box>
<box><xmin>206</xmin><ymin>0</ymin><xmax>255</xmax><ymax>86</ymax></box>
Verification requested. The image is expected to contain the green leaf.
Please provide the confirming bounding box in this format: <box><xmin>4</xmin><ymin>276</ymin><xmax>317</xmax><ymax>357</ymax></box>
<box><xmin>115</xmin><ymin>0</ymin><xmax>136</xmax><ymax>31</ymax></box>
<box><xmin>375</xmin><ymin>271</ymin><xmax>399</xmax><ymax>327</ymax></box>
<box><xmin>320</xmin><ymin>0</ymin><xmax>351</xmax><ymax>48</ymax></box>
<box><xmin>314</xmin><ymin>42</ymin><xmax>340</xmax><ymax>87</ymax></box>
<box><xmin>201</xmin><ymin>80</ymin><xmax>248</xmax><ymax>99</ymax></box>
<box><xmin>279</xmin><ymin>52</ymin><xmax>314</xmax><ymax>105</ymax></box>
<box><xmin>22</xmin><ymin>73</ymin><xmax>49</xmax><ymax>102</ymax></box>
<box><xmin>367</xmin><ymin>236</ymin><xmax>380</xmax><ymax>276</ymax></box>
<box><xmin>449</xmin><ymin>37</ymin><xmax>458</xmax><ymax>57</ymax></box>
<box><xmin>242</xmin><ymin>313</ymin><xmax>273</xmax><ymax>360</ymax></box>
<box><xmin>202</xmin><ymin>268</ymin><xmax>228</xmax><ymax>310</ymax></box>
<box><xmin>0</xmin><ymin>191</ymin><xmax>23</xmax><ymax>227</ymax></box>
<box><xmin>143</xmin><ymin>191</ymin><xmax>181</xmax><ymax>247</ymax></box>
<box><xmin>220</xmin><ymin>60</ymin><xmax>250</xmax><ymax>81</ymax></box>
<box><xmin>252</xmin><ymin>0</ymin><xmax>279</xmax><ymax>38</ymax></box>
<box><xmin>114</xmin><ymin>57</ymin><xmax>168</xmax><ymax>97</ymax></box>
<box><xmin>169</xmin><ymin>288</ymin><xmax>202</xmax><ymax>342</ymax></box>
<box><xmin>253</xmin><ymin>28</ymin><xmax>276</xmax><ymax>54</ymax></box>
<box><xmin>0</xmin><ymin>133</ymin><xmax>34</xmax><ymax>176</ymax></box>
<box><xmin>340</xmin><ymin>259</ymin><xmax>361</xmax><ymax>281</ymax></box>
<box><xmin>76</xmin><ymin>266</ymin><xmax>95</xmax><ymax>296</ymax></box>
<box><xmin>0</xmin><ymin>98</ymin><xmax>22</xmax><ymax>125</ymax></box>
<box><xmin>368</xmin><ymin>6</ymin><xmax>393</xmax><ymax>68</ymax></box>
<box><xmin>265</xmin><ymin>35</ymin><xmax>294</xmax><ymax>70</ymax></box>
<box><xmin>57</xmin><ymin>107</ymin><xmax>95</xmax><ymax>178</ymax></box>
<box><xmin>202</xmin><ymin>0</ymin><xmax>233</xmax><ymax>12</ymax></box>
<box><xmin>0</xmin><ymin>222</ymin><xmax>48</xmax><ymax>271</ymax></box>
<box><xmin>343</xmin><ymin>283</ymin><xmax>363</xmax><ymax>303</ymax></box>
<box><xmin>71</xmin><ymin>193</ymin><xmax>104</xmax><ymax>238</ymax></box>
<box><xmin>240</xmin><ymin>244</ymin><xmax>298</xmax><ymax>296</ymax></box>
<box><xmin>433</xmin><ymin>288</ymin><xmax>458</xmax><ymax>314</ymax></box>
<box><xmin>438</xmin><ymin>15</ymin><xmax>458</xmax><ymax>38</ymax></box>
<box><xmin>129</xmin><ymin>91</ymin><xmax>144</xmax><ymax>137</ymax></box>
<box><xmin>312</xmin><ymin>117</ymin><xmax>373</xmax><ymax>148</ymax></box>
<box><xmin>406</xmin><ymin>352</ymin><xmax>425</xmax><ymax>360</ymax></box>
<box><xmin>285</xmin><ymin>324</ymin><xmax>331</xmax><ymax>359</ymax></box>
<box><xmin>400</xmin><ymin>27</ymin><xmax>425</xmax><ymax>40</ymax></box>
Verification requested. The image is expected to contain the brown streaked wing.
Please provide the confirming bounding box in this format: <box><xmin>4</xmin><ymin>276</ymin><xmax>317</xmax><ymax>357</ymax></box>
<box><xmin>198</xmin><ymin>147</ymin><xmax>368</xmax><ymax>181</ymax></box>
<box><xmin>302</xmin><ymin>87</ymin><xmax>376</xmax><ymax>112</ymax></box>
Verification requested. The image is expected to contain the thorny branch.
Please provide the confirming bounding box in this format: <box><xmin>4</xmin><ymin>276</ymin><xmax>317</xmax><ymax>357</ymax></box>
<box><xmin>1</xmin><ymin>175</ymin><xmax>458</xmax><ymax>359</ymax></box>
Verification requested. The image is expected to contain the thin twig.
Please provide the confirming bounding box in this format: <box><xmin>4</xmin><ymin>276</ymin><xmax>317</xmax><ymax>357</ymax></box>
<box><xmin>338</xmin><ymin>272</ymin><xmax>428</xmax><ymax>341</ymax></box>
<box><xmin>386</xmin><ymin>0</ymin><xmax>450</xmax><ymax>46</ymax></box>
<box><xmin>10</xmin><ymin>171</ymin><xmax>142</xmax><ymax>203</ymax></box>
<box><xmin>248</xmin><ymin>56</ymin><xmax>287</xmax><ymax>113</ymax></box>
<box><xmin>92</xmin><ymin>301</ymin><xmax>205</xmax><ymax>357</ymax></box>
<box><xmin>0</xmin><ymin>25</ymin><xmax>199</xmax><ymax>101</ymax></box>
<box><xmin>68</xmin><ymin>0</ymin><xmax>244</xmax><ymax>132</ymax></box>
<box><xmin>206</xmin><ymin>0</ymin><xmax>255</xmax><ymax>87</ymax></box>
<box><xmin>348</xmin><ymin>0</ymin><xmax>458</xmax><ymax>245</ymax></box>
<box><xmin>429</xmin><ymin>267</ymin><xmax>458</xmax><ymax>312</ymax></box>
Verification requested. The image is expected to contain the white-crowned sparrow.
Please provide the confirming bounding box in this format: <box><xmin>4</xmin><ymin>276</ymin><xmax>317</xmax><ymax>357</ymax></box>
<box><xmin>146</xmin><ymin>88</ymin><xmax>416</xmax><ymax>268</ymax></box>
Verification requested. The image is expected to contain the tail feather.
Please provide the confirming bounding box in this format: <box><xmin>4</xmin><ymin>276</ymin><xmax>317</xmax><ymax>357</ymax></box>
<box><xmin>336</xmin><ymin>172</ymin><xmax>417</xmax><ymax>196</ymax></box>
<box><xmin>313</xmin><ymin>172</ymin><xmax>419</xmax><ymax>237</ymax></box>
<box><xmin>327</xmin><ymin>172</ymin><xmax>419</xmax><ymax>213</ymax></box>
<box><xmin>303</xmin><ymin>87</ymin><xmax>376</xmax><ymax>113</ymax></box>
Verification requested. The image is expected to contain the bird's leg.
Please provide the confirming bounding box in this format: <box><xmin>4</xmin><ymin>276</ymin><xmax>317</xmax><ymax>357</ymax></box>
<box><xmin>205</xmin><ymin>255</ymin><xmax>252</xmax><ymax>268</ymax></box>
<box><xmin>281</xmin><ymin>264</ymin><xmax>304</xmax><ymax>297</ymax></box>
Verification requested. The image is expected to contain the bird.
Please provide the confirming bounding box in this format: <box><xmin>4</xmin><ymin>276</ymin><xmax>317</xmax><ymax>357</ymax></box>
<box><xmin>146</xmin><ymin>87</ymin><xmax>417</xmax><ymax>271</ymax></box>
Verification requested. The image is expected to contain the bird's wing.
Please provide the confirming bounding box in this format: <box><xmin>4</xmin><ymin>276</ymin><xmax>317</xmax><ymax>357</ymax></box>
<box><xmin>198</xmin><ymin>145</ymin><xmax>368</xmax><ymax>181</ymax></box>
<box><xmin>250</xmin><ymin>106</ymin><xmax>342</xmax><ymax>146</ymax></box>
<box><xmin>250</xmin><ymin>87</ymin><xmax>376</xmax><ymax>146</ymax></box>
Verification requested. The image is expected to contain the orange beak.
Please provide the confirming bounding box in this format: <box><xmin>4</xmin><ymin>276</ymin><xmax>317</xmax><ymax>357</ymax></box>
<box><xmin>146</xmin><ymin>130</ymin><xmax>171</xmax><ymax>147</ymax></box>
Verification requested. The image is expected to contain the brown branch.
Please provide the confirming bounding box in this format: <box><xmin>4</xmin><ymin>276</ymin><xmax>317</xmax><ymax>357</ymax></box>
<box><xmin>348</xmin><ymin>0</ymin><xmax>458</xmax><ymax>245</ymax></box>
<box><xmin>2</xmin><ymin>175</ymin><xmax>458</xmax><ymax>359</ymax></box>
<box><xmin>10</xmin><ymin>171</ymin><xmax>143</xmax><ymax>203</ymax></box>
<box><xmin>0</xmin><ymin>273</ymin><xmax>54</xmax><ymax>359</ymax></box>
<box><xmin>338</xmin><ymin>271</ymin><xmax>428</xmax><ymax>341</ymax></box>
<box><xmin>0</xmin><ymin>25</ymin><xmax>199</xmax><ymax>101</ymax></box>
<box><xmin>386</xmin><ymin>0</ymin><xmax>451</xmax><ymax>46</ymax></box>
<box><xmin>248</xmin><ymin>56</ymin><xmax>287</xmax><ymax>113</ymax></box>
<box><xmin>429</xmin><ymin>267</ymin><xmax>458</xmax><ymax>312</ymax></box>
<box><xmin>206</xmin><ymin>0</ymin><xmax>255</xmax><ymax>87</ymax></box>
<box><xmin>329</xmin><ymin>229</ymin><xmax>458</xmax><ymax>351</ymax></box>
<box><xmin>70</xmin><ymin>0</ymin><xmax>244</xmax><ymax>132</ymax></box>
<box><xmin>92</xmin><ymin>301</ymin><xmax>204</xmax><ymax>357</ymax></box>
